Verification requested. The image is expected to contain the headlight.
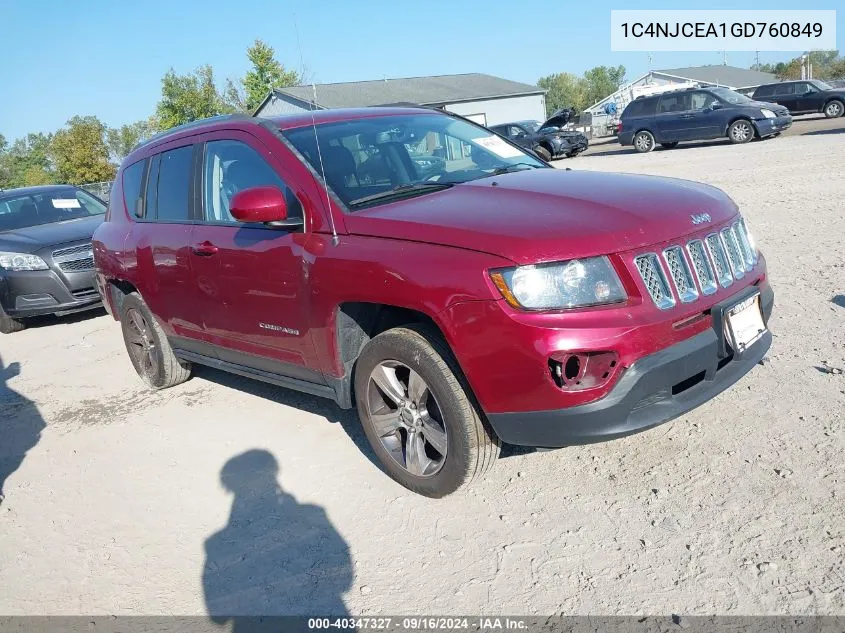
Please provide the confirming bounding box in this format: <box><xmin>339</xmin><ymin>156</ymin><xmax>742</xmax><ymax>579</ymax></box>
<box><xmin>760</xmin><ymin>108</ymin><xmax>776</xmax><ymax>119</ymax></box>
<box><xmin>742</xmin><ymin>218</ymin><xmax>758</xmax><ymax>255</ymax></box>
<box><xmin>0</xmin><ymin>252</ymin><xmax>49</xmax><ymax>271</ymax></box>
<box><xmin>490</xmin><ymin>256</ymin><xmax>627</xmax><ymax>310</ymax></box>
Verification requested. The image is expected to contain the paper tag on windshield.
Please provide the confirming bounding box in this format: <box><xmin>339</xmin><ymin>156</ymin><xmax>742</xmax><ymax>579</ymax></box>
<box><xmin>52</xmin><ymin>198</ymin><xmax>81</xmax><ymax>209</ymax></box>
<box><xmin>473</xmin><ymin>136</ymin><xmax>523</xmax><ymax>159</ymax></box>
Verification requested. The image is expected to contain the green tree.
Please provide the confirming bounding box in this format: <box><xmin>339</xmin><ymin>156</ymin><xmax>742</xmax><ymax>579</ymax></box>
<box><xmin>107</xmin><ymin>118</ymin><xmax>158</xmax><ymax>162</ymax></box>
<box><xmin>51</xmin><ymin>116</ymin><xmax>116</xmax><ymax>185</ymax></box>
<box><xmin>0</xmin><ymin>133</ymin><xmax>55</xmax><ymax>189</ymax></box>
<box><xmin>582</xmin><ymin>65</ymin><xmax>627</xmax><ymax>108</ymax></box>
<box><xmin>752</xmin><ymin>50</ymin><xmax>844</xmax><ymax>80</ymax></box>
<box><xmin>156</xmin><ymin>65</ymin><xmax>234</xmax><ymax>130</ymax></box>
<box><xmin>538</xmin><ymin>72</ymin><xmax>589</xmax><ymax>114</ymax></box>
<box><xmin>242</xmin><ymin>39</ymin><xmax>301</xmax><ymax>112</ymax></box>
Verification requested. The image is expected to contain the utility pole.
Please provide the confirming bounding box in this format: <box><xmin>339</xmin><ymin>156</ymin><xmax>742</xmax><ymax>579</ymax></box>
<box><xmin>755</xmin><ymin>50</ymin><xmax>760</xmax><ymax>69</ymax></box>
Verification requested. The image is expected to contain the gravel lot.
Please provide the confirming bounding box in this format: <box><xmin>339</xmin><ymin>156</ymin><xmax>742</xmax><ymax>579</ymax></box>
<box><xmin>1</xmin><ymin>115</ymin><xmax>843</xmax><ymax>617</ymax></box>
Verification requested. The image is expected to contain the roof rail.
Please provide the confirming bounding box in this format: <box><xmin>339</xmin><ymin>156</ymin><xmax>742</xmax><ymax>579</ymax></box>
<box><xmin>132</xmin><ymin>114</ymin><xmax>254</xmax><ymax>152</ymax></box>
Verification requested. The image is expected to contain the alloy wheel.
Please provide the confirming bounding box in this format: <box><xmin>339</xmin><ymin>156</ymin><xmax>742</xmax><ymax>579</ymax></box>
<box><xmin>731</xmin><ymin>122</ymin><xmax>752</xmax><ymax>142</ymax></box>
<box><xmin>826</xmin><ymin>101</ymin><xmax>843</xmax><ymax>117</ymax></box>
<box><xmin>635</xmin><ymin>132</ymin><xmax>653</xmax><ymax>152</ymax></box>
<box><xmin>366</xmin><ymin>361</ymin><xmax>448</xmax><ymax>477</ymax></box>
<box><xmin>124</xmin><ymin>308</ymin><xmax>158</xmax><ymax>379</ymax></box>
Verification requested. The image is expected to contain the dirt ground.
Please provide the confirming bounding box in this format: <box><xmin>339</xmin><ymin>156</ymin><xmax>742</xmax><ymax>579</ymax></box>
<box><xmin>1</xmin><ymin>114</ymin><xmax>843</xmax><ymax>617</ymax></box>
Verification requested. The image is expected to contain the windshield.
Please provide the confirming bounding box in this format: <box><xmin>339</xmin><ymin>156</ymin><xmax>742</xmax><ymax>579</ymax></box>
<box><xmin>812</xmin><ymin>80</ymin><xmax>833</xmax><ymax>90</ymax></box>
<box><xmin>0</xmin><ymin>187</ymin><xmax>106</xmax><ymax>232</ymax></box>
<box><xmin>520</xmin><ymin>121</ymin><xmax>541</xmax><ymax>133</ymax></box>
<box><xmin>282</xmin><ymin>113</ymin><xmax>546</xmax><ymax>209</ymax></box>
<box><xmin>709</xmin><ymin>87</ymin><xmax>753</xmax><ymax>104</ymax></box>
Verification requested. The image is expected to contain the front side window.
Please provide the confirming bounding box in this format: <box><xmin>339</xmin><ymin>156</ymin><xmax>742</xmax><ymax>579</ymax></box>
<box><xmin>0</xmin><ymin>187</ymin><xmax>106</xmax><ymax>232</ymax></box>
<box><xmin>657</xmin><ymin>93</ymin><xmax>691</xmax><ymax>113</ymax></box>
<box><xmin>282</xmin><ymin>114</ymin><xmax>546</xmax><ymax>210</ymax></box>
<box><xmin>690</xmin><ymin>92</ymin><xmax>711</xmax><ymax>110</ymax></box>
<box><xmin>794</xmin><ymin>82</ymin><xmax>815</xmax><ymax>94</ymax></box>
<box><xmin>202</xmin><ymin>139</ymin><xmax>301</xmax><ymax>225</ymax></box>
<box><xmin>154</xmin><ymin>146</ymin><xmax>193</xmax><ymax>222</ymax></box>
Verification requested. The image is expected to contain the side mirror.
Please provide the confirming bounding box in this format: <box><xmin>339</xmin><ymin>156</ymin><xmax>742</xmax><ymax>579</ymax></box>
<box><xmin>710</xmin><ymin>102</ymin><xmax>723</xmax><ymax>110</ymax></box>
<box><xmin>229</xmin><ymin>186</ymin><xmax>301</xmax><ymax>228</ymax></box>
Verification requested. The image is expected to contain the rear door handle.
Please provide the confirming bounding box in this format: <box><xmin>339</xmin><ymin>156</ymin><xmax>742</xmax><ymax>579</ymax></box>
<box><xmin>192</xmin><ymin>241</ymin><xmax>219</xmax><ymax>256</ymax></box>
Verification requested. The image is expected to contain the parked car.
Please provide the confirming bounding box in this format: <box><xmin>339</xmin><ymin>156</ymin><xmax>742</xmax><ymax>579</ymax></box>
<box><xmin>0</xmin><ymin>185</ymin><xmax>105</xmax><ymax>333</ymax></box>
<box><xmin>751</xmin><ymin>79</ymin><xmax>845</xmax><ymax>118</ymax></box>
<box><xmin>619</xmin><ymin>87</ymin><xmax>792</xmax><ymax>153</ymax></box>
<box><xmin>94</xmin><ymin>109</ymin><xmax>773</xmax><ymax>497</ymax></box>
<box><xmin>489</xmin><ymin>110</ymin><xmax>588</xmax><ymax>161</ymax></box>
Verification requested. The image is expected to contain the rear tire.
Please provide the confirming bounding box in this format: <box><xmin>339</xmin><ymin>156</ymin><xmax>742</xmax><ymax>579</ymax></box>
<box><xmin>824</xmin><ymin>99</ymin><xmax>844</xmax><ymax>118</ymax></box>
<box><xmin>119</xmin><ymin>293</ymin><xmax>191</xmax><ymax>389</ymax></box>
<box><xmin>633</xmin><ymin>130</ymin><xmax>655</xmax><ymax>153</ymax></box>
<box><xmin>0</xmin><ymin>305</ymin><xmax>26</xmax><ymax>334</ymax></box>
<box><xmin>660</xmin><ymin>141</ymin><xmax>679</xmax><ymax>149</ymax></box>
<box><xmin>728</xmin><ymin>119</ymin><xmax>754</xmax><ymax>144</ymax></box>
<box><xmin>534</xmin><ymin>145</ymin><xmax>552</xmax><ymax>161</ymax></box>
<box><xmin>354</xmin><ymin>324</ymin><xmax>500</xmax><ymax>498</ymax></box>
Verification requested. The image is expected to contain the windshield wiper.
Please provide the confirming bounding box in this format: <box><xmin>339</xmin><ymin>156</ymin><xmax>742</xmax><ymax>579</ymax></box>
<box><xmin>489</xmin><ymin>162</ymin><xmax>543</xmax><ymax>176</ymax></box>
<box><xmin>348</xmin><ymin>182</ymin><xmax>453</xmax><ymax>207</ymax></box>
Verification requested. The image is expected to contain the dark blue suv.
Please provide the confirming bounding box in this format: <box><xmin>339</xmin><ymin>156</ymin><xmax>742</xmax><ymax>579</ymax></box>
<box><xmin>618</xmin><ymin>87</ymin><xmax>792</xmax><ymax>153</ymax></box>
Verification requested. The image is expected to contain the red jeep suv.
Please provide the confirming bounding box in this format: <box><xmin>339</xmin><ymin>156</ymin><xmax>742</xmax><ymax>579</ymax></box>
<box><xmin>93</xmin><ymin>108</ymin><xmax>773</xmax><ymax>497</ymax></box>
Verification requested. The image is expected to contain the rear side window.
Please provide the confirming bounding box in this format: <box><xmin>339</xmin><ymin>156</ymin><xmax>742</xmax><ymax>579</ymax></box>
<box><xmin>152</xmin><ymin>146</ymin><xmax>193</xmax><ymax>222</ymax></box>
<box><xmin>754</xmin><ymin>85</ymin><xmax>774</xmax><ymax>98</ymax></box>
<box><xmin>623</xmin><ymin>98</ymin><xmax>657</xmax><ymax>117</ymax></box>
<box><xmin>122</xmin><ymin>159</ymin><xmax>146</xmax><ymax>218</ymax></box>
<box><xmin>772</xmin><ymin>83</ymin><xmax>795</xmax><ymax>96</ymax></box>
<box><xmin>657</xmin><ymin>93</ymin><xmax>691</xmax><ymax>113</ymax></box>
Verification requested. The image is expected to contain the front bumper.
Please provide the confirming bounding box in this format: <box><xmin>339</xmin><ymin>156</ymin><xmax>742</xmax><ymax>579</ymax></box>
<box><xmin>486</xmin><ymin>284</ymin><xmax>774</xmax><ymax>447</ymax></box>
<box><xmin>754</xmin><ymin>115</ymin><xmax>792</xmax><ymax>136</ymax></box>
<box><xmin>0</xmin><ymin>269</ymin><xmax>101</xmax><ymax>318</ymax></box>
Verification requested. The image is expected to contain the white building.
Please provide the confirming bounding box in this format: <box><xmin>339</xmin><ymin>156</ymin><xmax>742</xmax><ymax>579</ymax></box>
<box><xmin>253</xmin><ymin>73</ymin><xmax>547</xmax><ymax>128</ymax></box>
<box><xmin>586</xmin><ymin>65</ymin><xmax>779</xmax><ymax>136</ymax></box>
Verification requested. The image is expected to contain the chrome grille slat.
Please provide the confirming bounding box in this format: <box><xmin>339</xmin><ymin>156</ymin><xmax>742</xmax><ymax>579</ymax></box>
<box><xmin>634</xmin><ymin>253</ymin><xmax>675</xmax><ymax>310</ymax></box>
<box><xmin>720</xmin><ymin>228</ymin><xmax>746</xmax><ymax>278</ymax></box>
<box><xmin>705</xmin><ymin>233</ymin><xmax>734</xmax><ymax>288</ymax></box>
<box><xmin>52</xmin><ymin>242</ymin><xmax>94</xmax><ymax>273</ymax></box>
<box><xmin>686</xmin><ymin>240</ymin><xmax>717</xmax><ymax>295</ymax></box>
<box><xmin>662</xmin><ymin>246</ymin><xmax>698</xmax><ymax>303</ymax></box>
<box><xmin>732</xmin><ymin>221</ymin><xmax>755</xmax><ymax>268</ymax></box>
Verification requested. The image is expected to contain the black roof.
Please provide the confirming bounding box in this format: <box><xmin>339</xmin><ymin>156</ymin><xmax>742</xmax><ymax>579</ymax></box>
<box><xmin>0</xmin><ymin>184</ymin><xmax>77</xmax><ymax>198</ymax></box>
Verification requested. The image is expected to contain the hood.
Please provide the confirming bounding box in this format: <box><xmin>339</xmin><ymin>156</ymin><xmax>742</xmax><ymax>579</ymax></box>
<box><xmin>746</xmin><ymin>100</ymin><xmax>789</xmax><ymax>114</ymax></box>
<box><xmin>0</xmin><ymin>215</ymin><xmax>103</xmax><ymax>253</ymax></box>
<box><xmin>345</xmin><ymin>169</ymin><xmax>738</xmax><ymax>265</ymax></box>
<box><xmin>541</xmin><ymin>108</ymin><xmax>575</xmax><ymax>129</ymax></box>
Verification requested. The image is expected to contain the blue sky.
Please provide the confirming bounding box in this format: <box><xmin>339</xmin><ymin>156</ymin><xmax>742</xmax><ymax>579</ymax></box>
<box><xmin>0</xmin><ymin>0</ymin><xmax>841</xmax><ymax>141</ymax></box>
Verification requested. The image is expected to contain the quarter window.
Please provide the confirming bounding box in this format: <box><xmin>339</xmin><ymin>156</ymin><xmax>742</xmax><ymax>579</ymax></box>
<box><xmin>122</xmin><ymin>159</ymin><xmax>146</xmax><ymax>218</ymax></box>
<box><xmin>202</xmin><ymin>139</ymin><xmax>301</xmax><ymax>225</ymax></box>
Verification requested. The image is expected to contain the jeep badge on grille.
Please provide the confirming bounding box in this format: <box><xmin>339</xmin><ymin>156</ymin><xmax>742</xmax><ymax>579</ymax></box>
<box><xmin>690</xmin><ymin>213</ymin><xmax>712</xmax><ymax>225</ymax></box>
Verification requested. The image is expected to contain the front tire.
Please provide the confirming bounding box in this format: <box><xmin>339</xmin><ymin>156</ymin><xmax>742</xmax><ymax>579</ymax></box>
<box><xmin>0</xmin><ymin>305</ymin><xmax>26</xmax><ymax>334</ymax></box>
<box><xmin>728</xmin><ymin>119</ymin><xmax>754</xmax><ymax>144</ymax></box>
<box><xmin>354</xmin><ymin>325</ymin><xmax>500</xmax><ymax>498</ymax></box>
<box><xmin>633</xmin><ymin>130</ymin><xmax>655</xmax><ymax>153</ymax></box>
<box><xmin>534</xmin><ymin>145</ymin><xmax>552</xmax><ymax>162</ymax></box>
<box><xmin>824</xmin><ymin>99</ymin><xmax>844</xmax><ymax>118</ymax></box>
<box><xmin>119</xmin><ymin>293</ymin><xmax>191</xmax><ymax>389</ymax></box>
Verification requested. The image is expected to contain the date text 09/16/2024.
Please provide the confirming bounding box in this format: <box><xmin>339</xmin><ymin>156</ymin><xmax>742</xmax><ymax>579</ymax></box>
<box><xmin>307</xmin><ymin>617</ymin><xmax>528</xmax><ymax>630</ymax></box>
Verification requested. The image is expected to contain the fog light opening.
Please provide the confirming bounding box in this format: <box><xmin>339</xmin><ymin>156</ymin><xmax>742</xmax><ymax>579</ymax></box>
<box><xmin>564</xmin><ymin>355</ymin><xmax>581</xmax><ymax>382</ymax></box>
<box><xmin>549</xmin><ymin>351</ymin><xmax>620</xmax><ymax>391</ymax></box>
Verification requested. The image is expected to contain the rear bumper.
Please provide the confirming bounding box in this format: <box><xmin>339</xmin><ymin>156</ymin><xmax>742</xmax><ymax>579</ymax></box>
<box><xmin>0</xmin><ymin>269</ymin><xmax>101</xmax><ymax>318</ymax></box>
<box><xmin>486</xmin><ymin>284</ymin><xmax>774</xmax><ymax>447</ymax></box>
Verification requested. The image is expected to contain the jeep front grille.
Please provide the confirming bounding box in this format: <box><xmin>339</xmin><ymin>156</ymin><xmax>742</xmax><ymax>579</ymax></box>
<box><xmin>634</xmin><ymin>253</ymin><xmax>675</xmax><ymax>310</ymax></box>
<box><xmin>686</xmin><ymin>240</ymin><xmax>717</xmax><ymax>295</ymax></box>
<box><xmin>52</xmin><ymin>243</ymin><xmax>94</xmax><ymax>273</ymax></box>
<box><xmin>635</xmin><ymin>221</ymin><xmax>758</xmax><ymax>309</ymax></box>
<box><xmin>663</xmin><ymin>246</ymin><xmax>698</xmax><ymax>303</ymax></box>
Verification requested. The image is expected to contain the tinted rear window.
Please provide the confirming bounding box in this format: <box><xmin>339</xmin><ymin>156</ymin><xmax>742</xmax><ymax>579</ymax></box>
<box><xmin>154</xmin><ymin>146</ymin><xmax>193</xmax><ymax>222</ymax></box>
<box><xmin>754</xmin><ymin>85</ymin><xmax>775</xmax><ymax>98</ymax></box>
<box><xmin>623</xmin><ymin>98</ymin><xmax>657</xmax><ymax>117</ymax></box>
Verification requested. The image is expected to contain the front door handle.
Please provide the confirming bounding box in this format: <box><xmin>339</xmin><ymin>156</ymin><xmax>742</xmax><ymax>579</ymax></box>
<box><xmin>192</xmin><ymin>241</ymin><xmax>219</xmax><ymax>256</ymax></box>
<box><xmin>679</xmin><ymin>114</ymin><xmax>696</xmax><ymax>119</ymax></box>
